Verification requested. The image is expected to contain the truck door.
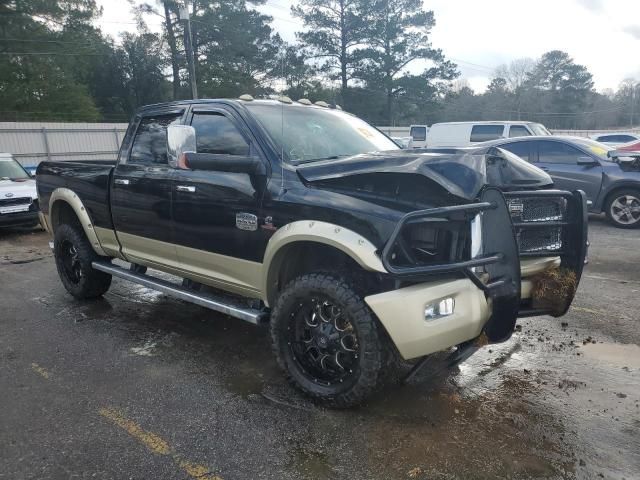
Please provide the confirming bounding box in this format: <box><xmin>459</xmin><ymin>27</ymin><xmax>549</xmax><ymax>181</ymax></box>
<box><xmin>111</xmin><ymin>109</ymin><xmax>184</xmax><ymax>269</ymax></box>
<box><xmin>170</xmin><ymin>107</ymin><xmax>267</xmax><ymax>293</ymax></box>
<box><xmin>533</xmin><ymin>140</ymin><xmax>603</xmax><ymax>204</ymax></box>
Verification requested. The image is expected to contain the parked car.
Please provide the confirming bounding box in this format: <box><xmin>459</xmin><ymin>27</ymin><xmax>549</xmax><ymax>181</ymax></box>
<box><xmin>469</xmin><ymin>136</ymin><xmax>640</xmax><ymax>228</ymax></box>
<box><xmin>615</xmin><ymin>139</ymin><xmax>640</xmax><ymax>153</ymax></box>
<box><xmin>36</xmin><ymin>98</ymin><xmax>587</xmax><ymax>407</ymax></box>
<box><xmin>591</xmin><ymin>132</ymin><xmax>640</xmax><ymax>146</ymax></box>
<box><xmin>0</xmin><ymin>153</ymin><xmax>41</xmax><ymax>229</ymax></box>
<box><xmin>409</xmin><ymin>124</ymin><xmax>429</xmax><ymax>148</ymax></box>
<box><xmin>390</xmin><ymin>136</ymin><xmax>412</xmax><ymax>148</ymax></box>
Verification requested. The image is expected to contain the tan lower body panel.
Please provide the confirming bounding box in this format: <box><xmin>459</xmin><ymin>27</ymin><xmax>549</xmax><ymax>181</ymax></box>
<box><xmin>113</xmin><ymin>231</ymin><xmax>262</xmax><ymax>299</ymax></box>
<box><xmin>94</xmin><ymin>227</ymin><xmax>125</xmax><ymax>259</ymax></box>
<box><xmin>365</xmin><ymin>278</ymin><xmax>490</xmax><ymax>360</ymax></box>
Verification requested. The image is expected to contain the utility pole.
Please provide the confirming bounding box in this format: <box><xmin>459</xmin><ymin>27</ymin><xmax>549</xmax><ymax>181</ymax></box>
<box><xmin>631</xmin><ymin>83</ymin><xmax>637</xmax><ymax>128</ymax></box>
<box><xmin>179</xmin><ymin>0</ymin><xmax>198</xmax><ymax>99</ymax></box>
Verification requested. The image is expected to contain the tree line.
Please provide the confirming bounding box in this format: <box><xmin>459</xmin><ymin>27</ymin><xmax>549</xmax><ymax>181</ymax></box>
<box><xmin>1</xmin><ymin>0</ymin><xmax>638</xmax><ymax>129</ymax></box>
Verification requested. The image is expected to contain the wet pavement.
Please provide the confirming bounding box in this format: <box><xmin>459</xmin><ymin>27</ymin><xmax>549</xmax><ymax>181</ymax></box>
<box><xmin>1</xmin><ymin>216</ymin><xmax>639</xmax><ymax>480</ymax></box>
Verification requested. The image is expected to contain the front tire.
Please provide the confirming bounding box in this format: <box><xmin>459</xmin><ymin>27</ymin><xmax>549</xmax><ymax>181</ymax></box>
<box><xmin>605</xmin><ymin>189</ymin><xmax>640</xmax><ymax>228</ymax></box>
<box><xmin>54</xmin><ymin>223</ymin><xmax>112</xmax><ymax>299</ymax></box>
<box><xmin>270</xmin><ymin>273</ymin><xmax>386</xmax><ymax>408</ymax></box>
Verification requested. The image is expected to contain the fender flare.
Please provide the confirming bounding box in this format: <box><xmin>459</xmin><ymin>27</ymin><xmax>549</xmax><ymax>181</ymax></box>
<box><xmin>261</xmin><ymin>220</ymin><xmax>386</xmax><ymax>306</ymax></box>
<box><xmin>48</xmin><ymin>188</ymin><xmax>108</xmax><ymax>256</ymax></box>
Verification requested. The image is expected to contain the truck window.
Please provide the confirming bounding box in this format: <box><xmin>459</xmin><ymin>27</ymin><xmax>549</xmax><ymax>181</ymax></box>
<box><xmin>191</xmin><ymin>113</ymin><xmax>249</xmax><ymax>156</ymax></box>
<box><xmin>129</xmin><ymin>113</ymin><xmax>182</xmax><ymax>165</ymax></box>
<box><xmin>508</xmin><ymin>125</ymin><xmax>531</xmax><ymax>138</ymax></box>
<box><xmin>470</xmin><ymin>125</ymin><xmax>504</xmax><ymax>142</ymax></box>
<box><xmin>410</xmin><ymin>126</ymin><xmax>426</xmax><ymax>142</ymax></box>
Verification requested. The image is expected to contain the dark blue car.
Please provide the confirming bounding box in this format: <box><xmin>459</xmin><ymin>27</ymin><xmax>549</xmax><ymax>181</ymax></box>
<box><xmin>482</xmin><ymin>136</ymin><xmax>640</xmax><ymax>228</ymax></box>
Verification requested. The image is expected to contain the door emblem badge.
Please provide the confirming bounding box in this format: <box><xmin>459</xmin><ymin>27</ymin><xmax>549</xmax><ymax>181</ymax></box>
<box><xmin>236</xmin><ymin>213</ymin><xmax>258</xmax><ymax>231</ymax></box>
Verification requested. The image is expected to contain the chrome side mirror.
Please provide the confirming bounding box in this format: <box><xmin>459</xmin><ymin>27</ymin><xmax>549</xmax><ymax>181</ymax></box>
<box><xmin>167</xmin><ymin>125</ymin><xmax>196</xmax><ymax>168</ymax></box>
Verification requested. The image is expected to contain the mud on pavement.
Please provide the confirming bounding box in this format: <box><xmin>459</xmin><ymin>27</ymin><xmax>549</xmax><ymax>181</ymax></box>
<box><xmin>1</xmin><ymin>217</ymin><xmax>639</xmax><ymax>480</ymax></box>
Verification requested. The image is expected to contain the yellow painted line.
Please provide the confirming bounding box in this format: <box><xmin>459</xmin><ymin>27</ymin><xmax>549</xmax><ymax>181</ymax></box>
<box><xmin>31</xmin><ymin>362</ymin><xmax>50</xmax><ymax>379</ymax></box>
<box><xmin>99</xmin><ymin>407</ymin><xmax>222</xmax><ymax>480</ymax></box>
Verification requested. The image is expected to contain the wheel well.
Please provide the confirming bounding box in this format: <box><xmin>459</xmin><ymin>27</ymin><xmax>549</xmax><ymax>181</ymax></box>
<box><xmin>50</xmin><ymin>200</ymin><xmax>81</xmax><ymax>232</ymax></box>
<box><xmin>603</xmin><ymin>186</ymin><xmax>640</xmax><ymax>211</ymax></box>
<box><xmin>266</xmin><ymin>241</ymin><xmax>379</xmax><ymax>306</ymax></box>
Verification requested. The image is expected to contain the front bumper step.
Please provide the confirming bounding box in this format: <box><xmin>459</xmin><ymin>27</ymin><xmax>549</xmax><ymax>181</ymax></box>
<box><xmin>92</xmin><ymin>261</ymin><xmax>269</xmax><ymax>325</ymax></box>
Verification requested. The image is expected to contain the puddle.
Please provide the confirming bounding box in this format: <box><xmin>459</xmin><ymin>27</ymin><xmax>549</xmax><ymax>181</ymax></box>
<box><xmin>130</xmin><ymin>340</ymin><xmax>158</xmax><ymax>356</ymax></box>
<box><xmin>579</xmin><ymin>342</ymin><xmax>640</xmax><ymax>368</ymax></box>
<box><xmin>288</xmin><ymin>446</ymin><xmax>333</xmax><ymax>480</ymax></box>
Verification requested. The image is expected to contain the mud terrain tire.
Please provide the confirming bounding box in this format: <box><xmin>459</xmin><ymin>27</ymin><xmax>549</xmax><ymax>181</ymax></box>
<box><xmin>54</xmin><ymin>223</ymin><xmax>112</xmax><ymax>299</ymax></box>
<box><xmin>270</xmin><ymin>273</ymin><xmax>386</xmax><ymax>408</ymax></box>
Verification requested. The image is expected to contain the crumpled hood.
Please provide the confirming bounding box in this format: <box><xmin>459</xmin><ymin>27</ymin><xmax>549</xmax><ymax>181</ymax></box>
<box><xmin>0</xmin><ymin>178</ymin><xmax>37</xmax><ymax>200</ymax></box>
<box><xmin>297</xmin><ymin>148</ymin><xmax>552</xmax><ymax>201</ymax></box>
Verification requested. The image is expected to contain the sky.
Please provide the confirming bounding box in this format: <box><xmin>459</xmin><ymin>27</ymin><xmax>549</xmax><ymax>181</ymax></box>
<box><xmin>95</xmin><ymin>0</ymin><xmax>640</xmax><ymax>93</ymax></box>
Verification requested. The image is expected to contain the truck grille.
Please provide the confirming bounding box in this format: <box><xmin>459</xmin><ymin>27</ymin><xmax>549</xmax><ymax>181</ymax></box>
<box><xmin>0</xmin><ymin>197</ymin><xmax>32</xmax><ymax>207</ymax></box>
<box><xmin>507</xmin><ymin>197</ymin><xmax>566</xmax><ymax>223</ymax></box>
<box><xmin>505</xmin><ymin>193</ymin><xmax>569</xmax><ymax>256</ymax></box>
<box><xmin>518</xmin><ymin>226</ymin><xmax>563</xmax><ymax>253</ymax></box>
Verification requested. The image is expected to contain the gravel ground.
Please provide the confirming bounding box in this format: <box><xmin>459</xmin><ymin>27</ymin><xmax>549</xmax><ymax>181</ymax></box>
<box><xmin>0</xmin><ymin>215</ymin><xmax>638</xmax><ymax>480</ymax></box>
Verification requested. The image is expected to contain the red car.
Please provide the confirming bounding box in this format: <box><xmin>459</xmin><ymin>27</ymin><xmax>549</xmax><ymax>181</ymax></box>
<box><xmin>617</xmin><ymin>139</ymin><xmax>640</xmax><ymax>153</ymax></box>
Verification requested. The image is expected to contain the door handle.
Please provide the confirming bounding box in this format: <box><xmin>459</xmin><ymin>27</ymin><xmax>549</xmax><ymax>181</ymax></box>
<box><xmin>176</xmin><ymin>185</ymin><xmax>196</xmax><ymax>193</ymax></box>
<box><xmin>114</xmin><ymin>178</ymin><xmax>130</xmax><ymax>185</ymax></box>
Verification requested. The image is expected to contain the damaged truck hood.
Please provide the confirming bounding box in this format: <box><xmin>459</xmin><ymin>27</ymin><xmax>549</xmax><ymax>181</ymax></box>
<box><xmin>296</xmin><ymin>148</ymin><xmax>552</xmax><ymax>201</ymax></box>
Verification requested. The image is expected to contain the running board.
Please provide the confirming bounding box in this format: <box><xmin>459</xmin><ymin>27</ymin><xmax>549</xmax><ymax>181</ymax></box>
<box><xmin>91</xmin><ymin>261</ymin><xmax>268</xmax><ymax>325</ymax></box>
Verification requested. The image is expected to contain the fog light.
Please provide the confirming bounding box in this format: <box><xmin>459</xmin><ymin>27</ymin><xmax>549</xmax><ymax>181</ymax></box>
<box><xmin>424</xmin><ymin>297</ymin><xmax>455</xmax><ymax>320</ymax></box>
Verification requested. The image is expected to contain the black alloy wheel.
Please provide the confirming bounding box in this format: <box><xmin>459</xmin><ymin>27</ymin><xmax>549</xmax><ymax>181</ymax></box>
<box><xmin>270</xmin><ymin>273</ymin><xmax>386</xmax><ymax>408</ymax></box>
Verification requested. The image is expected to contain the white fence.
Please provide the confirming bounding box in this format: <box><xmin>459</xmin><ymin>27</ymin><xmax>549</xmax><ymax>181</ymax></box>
<box><xmin>0</xmin><ymin>122</ymin><xmax>128</xmax><ymax>169</ymax></box>
<box><xmin>2</xmin><ymin>122</ymin><xmax>640</xmax><ymax>170</ymax></box>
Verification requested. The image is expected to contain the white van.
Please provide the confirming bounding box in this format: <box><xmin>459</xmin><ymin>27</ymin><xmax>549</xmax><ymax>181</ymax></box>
<box><xmin>426</xmin><ymin>121</ymin><xmax>550</xmax><ymax>148</ymax></box>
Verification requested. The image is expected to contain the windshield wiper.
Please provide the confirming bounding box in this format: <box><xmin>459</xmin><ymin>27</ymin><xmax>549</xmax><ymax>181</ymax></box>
<box><xmin>295</xmin><ymin>155</ymin><xmax>349</xmax><ymax>165</ymax></box>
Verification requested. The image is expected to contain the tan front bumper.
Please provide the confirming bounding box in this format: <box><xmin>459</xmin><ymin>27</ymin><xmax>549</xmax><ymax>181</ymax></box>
<box><xmin>365</xmin><ymin>257</ymin><xmax>561</xmax><ymax>360</ymax></box>
<box><xmin>365</xmin><ymin>278</ymin><xmax>490</xmax><ymax>360</ymax></box>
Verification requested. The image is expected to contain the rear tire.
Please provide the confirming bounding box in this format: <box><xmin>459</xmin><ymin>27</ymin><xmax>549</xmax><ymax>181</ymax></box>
<box><xmin>54</xmin><ymin>223</ymin><xmax>112</xmax><ymax>299</ymax></box>
<box><xmin>605</xmin><ymin>189</ymin><xmax>640</xmax><ymax>228</ymax></box>
<box><xmin>270</xmin><ymin>273</ymin><xmax>386</xmax><ymax>408</ymax></box>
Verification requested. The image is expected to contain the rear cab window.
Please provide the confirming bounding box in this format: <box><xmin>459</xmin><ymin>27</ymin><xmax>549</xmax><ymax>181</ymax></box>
<box><xmin>128</xmin><ymin>113</ymin><xmax>183</xmax><ymax>165</ymax></box>
<box><xmin>470</xmin><ymin>125</ymin><xmax>504</xmax><ymax>142</ymax></box>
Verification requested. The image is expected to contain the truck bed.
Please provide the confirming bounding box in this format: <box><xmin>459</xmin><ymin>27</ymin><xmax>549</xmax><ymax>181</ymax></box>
<box><xmin>36</xmin><ymin>160</ymin><xmax>116</xmax><ymax>231</ymax></box>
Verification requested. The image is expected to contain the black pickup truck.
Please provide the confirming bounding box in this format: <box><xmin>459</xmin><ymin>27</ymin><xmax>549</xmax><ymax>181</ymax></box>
<box><xmin>36</xmin><ymin>98</ymin><xmax>588</xmax><ymax>407</ymax></box>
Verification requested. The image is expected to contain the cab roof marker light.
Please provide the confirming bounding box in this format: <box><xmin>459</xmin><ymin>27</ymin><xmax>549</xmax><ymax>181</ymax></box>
<box><xmin>297</xmin><ymin>98</ymin><xmax>312</xmax><ymax>105</ymax></box>
<box><xmin>314</xmin><ymin>101</ymin><xmax>329</xmax><ymax>108</ymax></box>
<box><xmin>277</xmin><ymin>95</ymin><xmax>293</xmax><ymax>104</ymax></box>
<box><xmin>238</xmin><ymin>94</ymin><xmax>254</xmax><ymax>101</ymax></box>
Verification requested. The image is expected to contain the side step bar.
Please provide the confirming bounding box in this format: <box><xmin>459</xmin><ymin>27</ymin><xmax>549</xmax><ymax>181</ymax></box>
<box><xmin>92</xmin><ymin>262</ymin><xmax>269</xmax><ymax>325</ymax></box>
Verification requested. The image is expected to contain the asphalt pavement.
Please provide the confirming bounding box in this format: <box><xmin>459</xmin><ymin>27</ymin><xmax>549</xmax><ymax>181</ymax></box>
<box><xmin>1</xmin><ymin>216</ymin><xmax>638</xmax><ymax>480</ymax></box>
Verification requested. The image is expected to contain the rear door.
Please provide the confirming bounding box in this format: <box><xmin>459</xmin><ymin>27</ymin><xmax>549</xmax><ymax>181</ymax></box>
<box><xmin>533</xmin><ymin>140</ymin><xmax>603</xmax><ymax>203</ymax></box>
<box><xmin>170</xmin><ymin>106</ymin><xmax>267</xmax><ymax>294</ymax></box>
<box><xmin>111</xmin><ymin>109</ymin><xmax>184</xmax><ymax>269</ymax></box>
